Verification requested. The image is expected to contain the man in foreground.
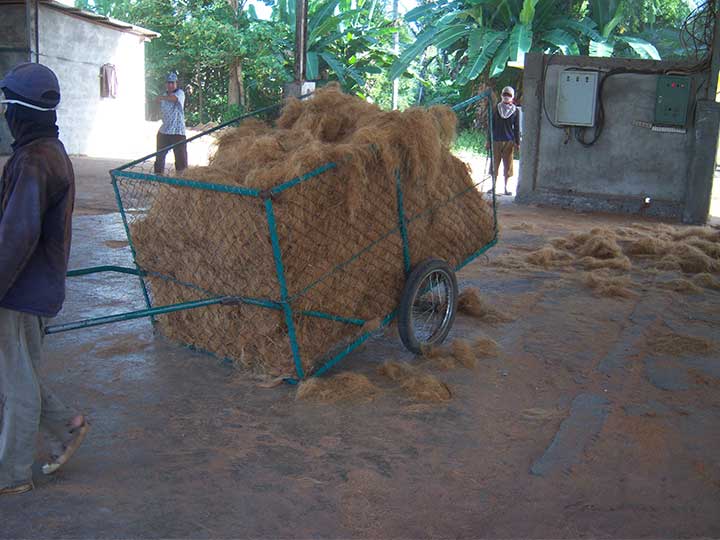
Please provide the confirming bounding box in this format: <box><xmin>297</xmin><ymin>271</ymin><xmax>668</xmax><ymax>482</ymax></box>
<box><xmin>0</xmin><ymin>62</ymin><xmax>89</xmax><ymax>496</ymax></box>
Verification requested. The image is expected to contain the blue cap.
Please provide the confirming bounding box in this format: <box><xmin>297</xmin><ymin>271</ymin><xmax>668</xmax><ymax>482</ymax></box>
<box><xmin>166</xmin><ymin>72</ymin><xmax>178</xmax><ymax>83</ymax></box>
<box><xmin>0</xmin><ymin>62</ymin><xmax>60</xmax><ymax>108</ymax></box>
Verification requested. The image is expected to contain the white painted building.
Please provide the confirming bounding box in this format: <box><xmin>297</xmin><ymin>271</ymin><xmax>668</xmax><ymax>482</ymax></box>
<box><xmin>0</xmin><ymin>0</ymin><xmax>158</xmax><ymax>155</ymax></box>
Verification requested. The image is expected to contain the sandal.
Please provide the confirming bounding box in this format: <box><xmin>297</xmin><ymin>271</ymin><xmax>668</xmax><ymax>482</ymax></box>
<box><xmin>0</xmin><ymin>481</ymin><xmax>34</xmax><ymax>496</ymax></box>
<box><xmin>42</xmin><ymin>417</ymin><xmax>90</xmax><ymax>475</ymax></box>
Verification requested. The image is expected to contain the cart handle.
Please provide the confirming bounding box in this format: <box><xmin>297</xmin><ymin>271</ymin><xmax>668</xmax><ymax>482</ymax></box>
<box><xmin>44</xmin><ymin>296</ymin><xmax>228</xmax><ymax>335</ymax></box>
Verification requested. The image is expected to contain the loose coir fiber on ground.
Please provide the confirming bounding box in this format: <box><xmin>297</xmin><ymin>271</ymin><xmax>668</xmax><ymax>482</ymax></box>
<box><xmin>492</xmin><ymin>224</ymin><xmax>719</xmax><ymax>303</ymax></box>
<box><xmin>421</xmin><ymin>337</ymin><xmax>499</xmax><ymax>371</ymax></box>
<box><xmin>295</xmin><ymin>372</ymin><xmax>378</xmax><ymax>403</ymax></box>
<box><xmin>648</xmin><ymin>330</ymin><xmax>714</xmax><ymax>356</ymax></box>
<box><xmin>457</xmin><ymin>287</ymin><xmax>512</xmax><ymax>322</ymax></box>
<box><xmin>129</xmin><ymin>86</ymin><xmax>495</xmax><ymax>377</ymax></box>
<box><xmin>503</xmin><ymin>225</ymin><xmax>719</xmax><ymax>280</ymax></box>
<box><xmin>296</xmin><ymin>335</ymin><xmax>499</xmax><ymax>404</ymax></box>
<box><xmin>377</xmin><ymin>362</ymin><xmax>452</xmax><ymax>402</ymax></box>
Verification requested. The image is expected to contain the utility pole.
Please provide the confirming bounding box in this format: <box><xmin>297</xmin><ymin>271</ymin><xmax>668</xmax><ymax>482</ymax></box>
<box><xmin>284</xmin><ymin>0</ymin><xmax>315</xmax><ymax>99</ymax></box>
<box><xmin>391</xmin><ymin>0</ymin><xmax>399</xmax><ymax>110</ymax></box>
<box><xmin>294</xmin><ymin>0</ymin><xmax>308</xmax><ymax>83</ymax></box>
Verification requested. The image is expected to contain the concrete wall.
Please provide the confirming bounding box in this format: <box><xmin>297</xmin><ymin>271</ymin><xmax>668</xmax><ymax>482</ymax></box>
<box><xmin>517</xmin><ymin>53</ymin><xmax>719</xmax><ymax>224</ymax></box>
<box><xmin>0</xmin><ymin>4</ymin><xmax>30</xmax><ymax>150</ymax></box>
<box><xmin>0</xmin><ymin>3</ymin><xmax>148</xmax><ymax>156</ymax></box>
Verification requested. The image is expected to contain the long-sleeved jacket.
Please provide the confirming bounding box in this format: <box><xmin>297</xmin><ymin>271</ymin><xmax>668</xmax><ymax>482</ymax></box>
<box><xmin>0</xmin><ymin>137</ymin><xmax>75</xmax><ymax>317</ymax></box>
<box><xmin>491</xmin><ymin>107</ymin><xmax>520</xmax><ymax>145</ymax></box>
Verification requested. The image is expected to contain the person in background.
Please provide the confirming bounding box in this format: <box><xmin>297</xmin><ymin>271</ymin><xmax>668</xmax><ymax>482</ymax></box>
<box><xmin>154</xmin><ymin>72</ymin><xmax>187</xmax><ymax>175</ymax></box>
<box><xmin>0</xmin><ymin>62</ymin><xmax>89</xmax><ymax>496</ymax></box>
<box><xmin>491</xmin><ymin>85</ymin><xmax>520</xmax><ymax>196</ymax></box>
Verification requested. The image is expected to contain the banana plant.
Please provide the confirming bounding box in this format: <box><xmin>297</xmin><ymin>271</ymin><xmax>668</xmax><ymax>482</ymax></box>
<box><xmin>275</xmin><ymin>0</ymin><xmax>394</xmax><ymax>88</ymax></box>
<box><xmin>587</xmin><ymin>0</ymin><xmax>661</xmax><ymax>59</ymax></box>
<box><xmin>391</xmin><ymin>0</ymin><xmax>662</xmax><ymax>85</ymax></box>
<box><xmin>391</xmin><ymin>0</ymin><xmax>591</xmax><ymax>83</ymax></box>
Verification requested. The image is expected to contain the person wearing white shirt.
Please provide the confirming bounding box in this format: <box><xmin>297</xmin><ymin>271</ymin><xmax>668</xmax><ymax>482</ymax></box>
<box><xmin>154</xmin><ymin>72</ymin><xmax>187</xmax><ymax>175</ymax></box>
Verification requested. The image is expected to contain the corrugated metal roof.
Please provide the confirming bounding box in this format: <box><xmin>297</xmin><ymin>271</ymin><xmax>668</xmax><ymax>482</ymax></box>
<box><xmin>0</xmin><ymin>0</ymin><xmax>160</xmax><ymax>39</ymax></box>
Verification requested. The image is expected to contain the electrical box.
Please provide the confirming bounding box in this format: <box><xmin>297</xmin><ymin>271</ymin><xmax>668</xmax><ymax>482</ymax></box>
<box><xmin>654</xmin><ymin>75</ymin><xmax>691</xmax><ymax>127</ymax></box>
<box><xmin>555</xmin><ymin>70</ymin><xmax>599</xmax><ymax>127</ymax></box>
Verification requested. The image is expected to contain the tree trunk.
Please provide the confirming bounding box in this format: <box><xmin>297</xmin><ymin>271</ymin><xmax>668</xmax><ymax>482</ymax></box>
<box><xmin>473</xmin><ymin>80</ymin><xmax>490</xmax><ymax>130</ymax></box>
<box><xmin>198</xmin><ymin>76</ymin><xmax>204</xmax><ymax>124</ymax></box>
<box><xmin>228</xmin><ymin>59</ymin><xmax>245</xmax><ymax>110</ymax></box>
<box><xmin>227</xmin><ymin>0</ymin><xmax>245</xmax><ymax>110</ymax></box>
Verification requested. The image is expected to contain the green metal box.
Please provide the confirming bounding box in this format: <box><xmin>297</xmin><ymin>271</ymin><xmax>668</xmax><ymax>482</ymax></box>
<box><xmin>654</xmin><ymin>75</ymin><xmax>691</xmax><ymax>126</ymax></box>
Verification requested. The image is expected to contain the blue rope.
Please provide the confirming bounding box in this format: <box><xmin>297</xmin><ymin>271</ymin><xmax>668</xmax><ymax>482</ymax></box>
<box><xmin>265</xmin><ymin>198</ymin><xmax>305</xmax><ymax>379</ymax></box>
<box><xmin>113</xmin><ymin>170</ymin><xmax>261</xmax><ymax>197</ymax></box>
<box><xmin>395</xmin><ymin>170</ymin><xmax>411</xmax><ymax>274</ymax></box>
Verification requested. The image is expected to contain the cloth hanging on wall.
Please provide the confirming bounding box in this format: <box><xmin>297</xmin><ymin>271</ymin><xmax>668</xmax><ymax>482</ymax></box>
<box><xmin>100</xmin><ymin>64</ymin><xmax>118</xmax><ymax>98</ymax></box>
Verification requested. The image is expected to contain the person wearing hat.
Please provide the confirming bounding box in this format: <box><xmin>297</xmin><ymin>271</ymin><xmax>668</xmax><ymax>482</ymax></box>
<box><xmin>154</xmin><ymin>72</ymin><xmax>187</xmax><ymax>175</ymax></box>
<box><xmin>0</xmin><ymin>62</ymin><xmax>89</xmax><ymax>496</ymax></box>
<box><xmin>491</xmin><ymin>86</ymin><xmax>520</xmax><ymax>196</ymax></box>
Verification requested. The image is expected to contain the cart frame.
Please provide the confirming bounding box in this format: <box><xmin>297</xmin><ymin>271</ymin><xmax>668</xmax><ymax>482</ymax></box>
<box><xmin>45</xmin><ymin>91</ymin><xmax>498</xmax><ymax>382</ymax></box>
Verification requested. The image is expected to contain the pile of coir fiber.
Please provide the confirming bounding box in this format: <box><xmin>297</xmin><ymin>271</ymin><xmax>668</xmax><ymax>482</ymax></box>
<box><xmin>492</xmin><ymin>223</ymin><xmax>720</xmax><ymax>298</ymax></box>
<box><xmin>129</xmin><ymin>85</ymin><xmax>495</xmax><ymax>377</ymax></box>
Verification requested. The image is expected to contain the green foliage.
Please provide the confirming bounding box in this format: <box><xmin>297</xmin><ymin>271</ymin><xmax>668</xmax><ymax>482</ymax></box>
<box><xmin>75</xmin><ymin>0</ymin><xmax>698</xmax><ymax>125</ymax></box>
<box><xmin>606</xmin><ymin>0</ymin><xmax>691</xmax><ymax>60</ymax></box>
<box><xmin>302</xmin><ymin>0</ymin><xmax>397</xmax><ymax>92</ymax></box>
<box><xmin>78</xmin><ymin>0</ymin><xmax>399</xmax><ymax>119</ymax></box>
<box><xmin>77</xmin><ymin>0</ymin><xmax>293</xmax><ymax>123</ymax></box>
<box><xmin>589</xmin><ymin>0</ymin><xmax>625</xmax><ymax>38</ymax></box>
<box><xmin>586</xmin><ymin>0</ymin><xmax>663</xmax><ymax>59</ymax></box>
<box><xmin>452</xmin><ymin>128</ymin><xmax>488</xmax><ymax>157</ymax></box>
<box><xmin>622</xmin><ymin>0</ymin><xmax>692</xmax><ymax>32</ymax></box>
<box><xmin>391</xmin><ymin>0</ymin><xmax>594</xmax><ymax>84</ymax></box>
<box><xmin>363</xmin><ymin>71</ymin><xmax>416</xmax><ymax>109</ymax></box>
<box><xmin>391</xmin><ymin>0</ymin><xmax>690</xmax><ymax>94</ymax></box>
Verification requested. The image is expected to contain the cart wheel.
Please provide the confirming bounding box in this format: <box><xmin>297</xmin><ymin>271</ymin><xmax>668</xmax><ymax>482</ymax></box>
<box><xmin>398</xmin><ymin>258</ymin><xmax>458</xmax><ymax>354</ymax></box>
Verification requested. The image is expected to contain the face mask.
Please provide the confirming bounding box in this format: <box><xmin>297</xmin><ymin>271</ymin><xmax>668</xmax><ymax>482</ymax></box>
<box><xmin>4</xmin><ymin>103</ymin><xmax>21</xmax><ymax>140</ymax></box>
<box><xmin>502</xmin><ymin>95</ymin><xmax>513</xmax><ymax>103</ymax></box>
<box><xmin>0</xmin><ymin>89</ymin><xmax>57</xmax><ymax>114</ymax></box>
<box><xmin>0</xmin><ymin>89</ymin><xmax>59</xmax><ymax>147</ymax></box>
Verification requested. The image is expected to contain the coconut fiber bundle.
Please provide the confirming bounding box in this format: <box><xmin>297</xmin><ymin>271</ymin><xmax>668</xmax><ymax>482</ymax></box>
<box><xmin>128</xmin><ymin>85</ymin><xmax>495</xmax><ymax>377</ymax></box>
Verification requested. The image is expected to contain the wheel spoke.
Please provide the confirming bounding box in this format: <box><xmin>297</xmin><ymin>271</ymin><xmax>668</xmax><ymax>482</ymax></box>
<box><xmin>409</xmin><ymin>270</ymin><xmax>453</xmax><ymax>342</ymax></box>
<box><xmin>400</xmin><ymin>260</ymin><xmax>457</xmax><ymax>354</ymax></box>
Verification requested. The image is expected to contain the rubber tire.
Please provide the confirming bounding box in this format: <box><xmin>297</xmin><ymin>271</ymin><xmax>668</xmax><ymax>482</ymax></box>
<box><xmin>398</xmin><ymin>258</ymin><xmax>458</xmax><ymax>355</ymax></box>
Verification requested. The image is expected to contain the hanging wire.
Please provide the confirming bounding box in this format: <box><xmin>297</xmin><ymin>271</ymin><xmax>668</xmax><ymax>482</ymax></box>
<box><xmin>679</xmin><ymin>0</ymin><xmax>716</xmax><ymax>69</ymax></box>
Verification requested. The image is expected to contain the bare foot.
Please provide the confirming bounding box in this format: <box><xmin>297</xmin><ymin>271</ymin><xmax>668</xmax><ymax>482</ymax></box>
<box><xmin>42</xmin><ymin>415</ymin><xmax>90</xmax><ymax>475</ymax></box>
<box><xmin>68</xmin><ymin>414</ymin><xmax>86</xmax><ymax>431</ymax></box>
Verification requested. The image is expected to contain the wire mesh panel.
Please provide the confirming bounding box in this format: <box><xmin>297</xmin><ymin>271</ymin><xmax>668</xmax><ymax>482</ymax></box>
<box><xmin>272</xmin><ymin>159</ymin><xmax>407</xmax><ymax>374</ymax></box>
<box><xmin>110</xmin><ymin>104</ymin><xmax>299</xmax><ymax>376</ymax></box>
<box><xmin>115</xmin><ymin>180</ymin><xmax>274</xmax><ymax>297</ymax></box>
<box><xmin>403</xmin><ymin>151</ymin><xmax>496</xmax><ymax>269</ymax></box>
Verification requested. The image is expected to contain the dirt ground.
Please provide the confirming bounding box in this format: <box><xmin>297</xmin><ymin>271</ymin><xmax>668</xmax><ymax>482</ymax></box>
<box><xmin>1</xmin><ymin>156</ymin><xmax>720</xmax><ymax>538</ymax></box>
